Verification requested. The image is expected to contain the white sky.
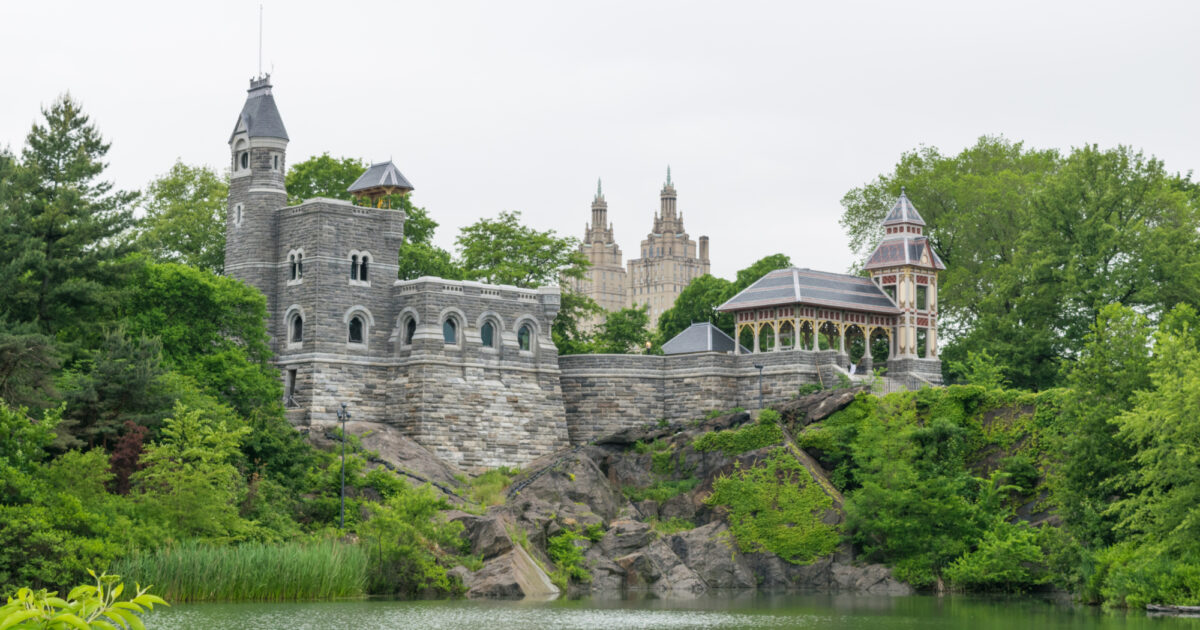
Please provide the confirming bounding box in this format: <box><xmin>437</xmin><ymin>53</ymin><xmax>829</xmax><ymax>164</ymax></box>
<box><xmin>3</xmin><ymin>0</ymin><xmax>1198</xmax><ymax>279</ymax></box>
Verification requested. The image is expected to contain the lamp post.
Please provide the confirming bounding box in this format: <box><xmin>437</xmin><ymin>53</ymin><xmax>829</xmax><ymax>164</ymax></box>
<box><xmin>754</xmin><ymin>364</ymin><xmax>764</xmax><ymax>410</ymax></box>
<box><xmin>337</xmin><ymin>402</ymin><xmax>350</xmax><ymax>530</ymax></box>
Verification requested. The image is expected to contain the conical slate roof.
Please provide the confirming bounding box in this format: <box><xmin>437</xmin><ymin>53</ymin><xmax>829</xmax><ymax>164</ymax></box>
<box><xmin>882</xmin><ymin>188</ymin><xmax>925</xmax><ymax>226</ymax></box>
<box><xmin>348</xmin><ymin>161</ymin><xmax>414</xmax><ymax>194</ymax></box>
<box><xmin>230</xmin><ymin>76</ymin><xmax>288</xmax><ymax>142</ymax></box>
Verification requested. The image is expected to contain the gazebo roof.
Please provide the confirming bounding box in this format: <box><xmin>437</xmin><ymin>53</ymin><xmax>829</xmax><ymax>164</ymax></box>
<box><xmin>348</xmin><ymin>161</ymin><xmax>414</xmax><ymax>195</ymax></box>
<box><xmin>717</xmin><ymin>268</ymin><xmax>900</xmax><ymax>315</ymax></box>
<box><xmin>864</xmin><ymin>236</ymin><xmax>945</xmax><ymax>271</ymax></box>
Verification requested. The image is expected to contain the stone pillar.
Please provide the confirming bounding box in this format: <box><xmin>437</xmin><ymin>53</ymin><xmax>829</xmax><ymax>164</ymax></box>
<box><xmin>864</xmin><ymin>327</ymin><xmax>873</xmax><ymax>359</ymax></box>
<box><xmin>753</xmin><ymin>325</ymin><xmax>760</xmax><ymax>354</ymax></box>
<box><xmin>773</xmin><ymin>323</ymin><xmax>780</xmax><ymax>352</ymax></box>
<box><xmin>734</xmin><ymin>324</ymin><xmax>741</xmax><ymax>355</ymax></box>
<box><xmin>839</xmin><ymin>324</ymin><xmax>846</xmax><ymax>354</ymax></box>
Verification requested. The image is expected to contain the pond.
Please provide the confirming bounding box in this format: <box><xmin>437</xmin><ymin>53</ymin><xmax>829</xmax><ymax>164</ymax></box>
<box><xmin>145</xmin><ymin>592</ymin><xmax>1200</xmax><ymax>629</ymax></box>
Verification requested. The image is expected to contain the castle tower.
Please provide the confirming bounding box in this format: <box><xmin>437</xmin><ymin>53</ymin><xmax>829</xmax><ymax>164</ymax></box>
<box><xmin>626</xmin><ymin>167</ymin><xmax>710</xmax><ymax>327</ymax></box>
<box><xmin>574</xmin><ymin>179</ymin><xmax>627</xmax><ymax>320</ymax></box>
<box><xmin>225</xmin><ymin>74</ymin><xmax>289</xmax><ymax>319</ymax></box>
<box><xmin>864</xmin><ymin>188</ymin><xmax>945</xmax><ymax>360</ymax></box>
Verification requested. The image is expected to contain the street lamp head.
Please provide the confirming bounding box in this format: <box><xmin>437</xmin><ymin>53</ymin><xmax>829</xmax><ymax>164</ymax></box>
<box><xmin>754</xmin><ymin>364</ymin><xmax>763</xmax><ymax>371</ymax></box>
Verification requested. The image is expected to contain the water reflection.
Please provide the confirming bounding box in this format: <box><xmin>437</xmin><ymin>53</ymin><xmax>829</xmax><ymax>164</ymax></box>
<box><xmin>145</xmin><ymin>592</ymin><xmax>1200</xmax><ymax>630</ymax></box>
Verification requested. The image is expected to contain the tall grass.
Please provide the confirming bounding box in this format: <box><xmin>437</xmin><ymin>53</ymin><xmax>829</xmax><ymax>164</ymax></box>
<box><xmin>111</xmin><ymin>540</ymin><xmax>368</xmax><ymax>602</ymax></box>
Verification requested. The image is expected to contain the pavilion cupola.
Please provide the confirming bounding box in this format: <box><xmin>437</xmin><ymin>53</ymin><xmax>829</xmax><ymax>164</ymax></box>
<box><xmin>865</xmin><ymin>187</ymin><xmax>944</xmax><ymax>272</ymax></box>
<box><xmin>348</xmin><ymin>160</ymin><xmax>414</xmax><ymax>208</ymax></box>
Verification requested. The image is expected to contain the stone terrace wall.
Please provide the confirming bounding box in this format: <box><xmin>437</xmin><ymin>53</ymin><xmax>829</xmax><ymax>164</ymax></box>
<box><xmin>559</xmin><ymin>350</ymin><xmax>842</xmax><ymax>445</ymax></box>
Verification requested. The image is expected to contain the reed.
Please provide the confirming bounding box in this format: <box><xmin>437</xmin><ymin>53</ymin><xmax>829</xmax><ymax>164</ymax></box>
<box><xmin>111</xmin><ymin>540</ymin><xmax>368</xmax><ymax>602</ymax></box>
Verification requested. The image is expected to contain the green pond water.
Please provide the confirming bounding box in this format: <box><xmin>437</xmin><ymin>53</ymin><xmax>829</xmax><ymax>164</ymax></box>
<box><xmin>144</xmin><ymin>593</ymin><xmax>1200</xmax><ymax>629</ymax></box>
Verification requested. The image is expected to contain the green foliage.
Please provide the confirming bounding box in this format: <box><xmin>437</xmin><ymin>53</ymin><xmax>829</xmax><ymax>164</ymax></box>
<box><xmin>547</xmin><ymin>529</ymin><xmax>591</xmax><ymax>589</ymax></box>
<box><xmin>948</xmin><ymin>350</ymin><xmax>1009</xmax><ymax>389</ymax></box>
<box><xmin>621</xmin><ymin>478</ymin><xmax>699</xmax><ymax>503</ymax></box>
<box><xmin>692</xmin><ymin>412</ymin><xmax>783</xmax><ymax>455</ymax></box>
<box><xmin>137</xmin><ymin>160</ymin><xmax>227</xmax><ymax>274</ymax></box>
<box><xmin>706</xmin><ymin>448</ymin><xmax>838</xmax><ymax>564</ymax></box>
<box><xmin>0</xmin><ymin>571</ymin><xmax>167</xmax><ymax>630</ymax></box>
<box><xmin>551</xmin><ymin>290</ymin><xmax>602</xmax><ymax>356</ymax></box>
<box><xmin>359</xmin><ymin>481</ymin><xmax>468</xmax><ymax>596</ymax></box>
<box><xmin>456</xmin><ymin>210</ymin><xmax>588</xmax><ymax>288</ymax></box>
<box><xmin>0</xmin><ymin>322</ymin><xmax>60</xmax><ymax>409</ymax></box>
<box><xmin>592</xmin><ymin>305</ymin><xmax>652</xmax><ymax>354</ymax></box>
<box><xmin>284</xmin><ymin>153</ymin><xmax>367</xmax><ymax>205</ymax></box>
<box><xmin>632</xmin><ymin>439</ymin><xmax>669</xmax><ymax>455</ymax></box>
<box><xmin>111</xmin><ymin>541</ymin><xmax>366</xmax><ymax>603</ymax></box>
<box><xmin>466</xmin><ymin>467</ymin><xmax>518</xmax><ymax>507</ymax></box>
<box><xmin>944</xmin><ymin>522</ymin><xmax>1048</xmax><ymax>592</ymax></box>
<box><xmin>797</xmin><ymin>384</ymin><xmax>822</xmax><ymax>396</ymax></box>
<box><xmin>656</xmin><ymin>255</ymin><xmax>791</xmax><ymax>344</ymax></box>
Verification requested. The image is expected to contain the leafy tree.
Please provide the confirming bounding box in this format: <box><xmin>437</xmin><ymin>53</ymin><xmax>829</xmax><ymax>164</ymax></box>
<box><xmin>284</xmin><ymin>153</ymin><xmax>366</xmax><ymax>205</ymax></box>
<box><xmin>137</xmin><ymin>160</ymin><xmax>228</xmax><ymax>274</ymax></box>
<box><xmin>132</xmin><ymin>402</ymin><xmax>251</xmax><ymax>540</ymax></box>
<box><xmin>593</xmin><ymin>305</ymin><xmax>652</xmax><ymax>354</ymax></box>
<box><xmin>456</xmin><ymin>210</ymin><xmax>588</xmax><ymax>288</ymax></box>
<box><xmin>841</xmin><ymin>137</ymin><xmax>1200</xmax><ymax>389</ymax></box>
<box><xmin>655</xmin><ymin>274</ymin><xmax>736</xmax><ymax>342</ymax></box>
<box><xmin>120</xmin><ymin>263</ymin><xmax>278</xmax><ymax>417</ymax></box>
<box><xmin>0</xmin><ymin>95</ymin><xmax>137</xmax><ymax>342</ymax></box>
<box><xmin>1052</xmin><ymin>304</ymin><xmax>1153</xmax><ymax>547</ymax></box>
<box><xmin>733</xmin><ymin>253</ymin><xmax>792</xmax><ymax>292</ymax></box>
<box><xmin>552</xmin><ymin>290</ymin><xmax>601</xmax><ymax>355</ymax></box>
<box><xmin>359</xmin><ymin>482</ymin><xmax>467</xmax><ymax>596</ymax></box>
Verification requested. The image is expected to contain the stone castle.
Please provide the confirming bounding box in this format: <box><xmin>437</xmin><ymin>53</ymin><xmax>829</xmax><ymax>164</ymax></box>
<box><xmin>223</xmin><ymin>76</ymin><xmax>942</xmax><ymax>471</ymax></box>
<box><xmin>571</xmin><ymin>172</ymin><xmax>710</xmax><ymax>328</ymax></box>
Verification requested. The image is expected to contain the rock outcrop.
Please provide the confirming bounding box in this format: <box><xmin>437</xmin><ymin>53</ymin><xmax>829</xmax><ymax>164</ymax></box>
<box><xmin>450</xmin><ymin>388</ymin><xmax>912</xmax><ymax>599</ymax></box>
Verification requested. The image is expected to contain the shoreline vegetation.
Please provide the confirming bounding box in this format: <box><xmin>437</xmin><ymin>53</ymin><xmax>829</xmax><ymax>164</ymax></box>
<box><xmin>2</xmin><ymin>97</ymin><xmax>1200</xmax><ymax>612</ymax></box>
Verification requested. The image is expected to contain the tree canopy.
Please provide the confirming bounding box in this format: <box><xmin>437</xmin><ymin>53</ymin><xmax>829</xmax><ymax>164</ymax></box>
<box><xmin>137</xmin><ymin>160</ymin><xmax>228</xmax><ymax>274</ymax></box>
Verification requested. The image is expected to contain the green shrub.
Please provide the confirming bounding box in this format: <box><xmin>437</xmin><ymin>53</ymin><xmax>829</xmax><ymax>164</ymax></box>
<box><xmin>692</xmin><ymin>417</ymin><xmax>782</xmax><ymax>455</ymax></box>
<box><xmin>111</xmin><ymin>540</ymin><xmax>367</xmax><ymax>602</ymax></box>
<box><xmin>1088</xmin><ymin>543</ymin><xmax>1200</xmax><ymax>609</ymax></box>
<box><xmin>467</xmin><ymin>467</ymin><xmax>518</xmax><ymax>507</ymax></box>
<box><xmin>0</xmin><ymin>570</ymin><xmax>167</xmax><ymax>630</ymax></box>
<box><xmin>633</xmin><ymin>439</ymin><xmax>669</xmax><ymax>455</ymax></box>
<box><xmin>547</xmin><ymin>529</ymin><xmax>591</xmax><ymax>589</ymax></box>
<box><xmin>798</xmin><ymin>384</ymin><xmax>822</xmax><ymax>396</ymax></box>
<box><xmin>622</xmin><ymin>478</ymin><xmax>699</xmax><ymax>503</ymax></box>
<box><xmin>944</xmin><ymin>522</ymin><xmax>1048</xmax><ymax>592</ymax></box>
<box><xmin>649</xmin><ymin>518</ymin><xmax>695</xmax><ymax>536</ymax></box>
<box><xmin>705</xmin><ymin>448</ymin><xmax>838</xmax><ymax>564</ymax></box>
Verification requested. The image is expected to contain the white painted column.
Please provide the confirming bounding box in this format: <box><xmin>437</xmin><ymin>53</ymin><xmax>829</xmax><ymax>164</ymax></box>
<box><xmin>839</xmin><ymin>324</ymin><xmax>846</xmax><ymax>354</ymax></box>
<box><xmin>773</xmin><ymin>323</ymin><xmax>780</xmax><ymax>352</ymax></box>
<box><xmin>753</xmin><ymin>325</ymin><xmax>760</xmax><ymax>354</ymax></box>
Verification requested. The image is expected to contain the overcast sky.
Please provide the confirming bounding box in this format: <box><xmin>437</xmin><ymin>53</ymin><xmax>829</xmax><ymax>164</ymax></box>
<box><xmin>3</xmin><ymin>1</ymin><xmax>1198</xmax><ymax>279</ymax></box>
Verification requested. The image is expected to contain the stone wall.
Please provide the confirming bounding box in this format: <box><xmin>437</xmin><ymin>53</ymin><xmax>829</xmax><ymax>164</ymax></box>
<box><xmin>558</xmin><ymin>349</ymin><xmax>844</xmax><ymax>445</ymax></box>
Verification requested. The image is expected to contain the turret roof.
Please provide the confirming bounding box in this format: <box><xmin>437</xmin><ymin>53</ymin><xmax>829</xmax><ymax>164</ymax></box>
<box><xmin>882</xmin><ymin>188</ymin><xmax>925</xmax><ymax>226</ymax></box>
<box><xmin>230</xmin><ymin>76</ymin><xmax>288</xmax><ymax>142</ymax></box>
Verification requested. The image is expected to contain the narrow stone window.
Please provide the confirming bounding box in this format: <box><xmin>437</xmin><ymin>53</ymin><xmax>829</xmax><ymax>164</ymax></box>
<box><xmin>916</xmin><ymin>285</ymin><xmax>928</xmax><ymax>311</ymax></box>
<box><xmin>404</xmin><ymin>318</ymin><xmax>416</xmax><ymax>345</ymax></box>
<box><xmin>290</xmin><ymin>314</ymin><xmax>304</xmax><ymax>343</ymax></box>
<box><xmin>518</xmin><ymin>324</ymin><xmax>533</xmax><ymax>352</ymax></box>
<box><xmin>348</xmin><ymin>315</ymin><xmax>365</xmax><ymax>344</ymax></box>
<box><xmin>360</xmin><ymin>255</ymin><xmax>369</xmax><ymax>282</ymax></box>
<box><xmin>273</xmin><ymin>154</ymin><xmax>280</xmax><ymax>171</ymax></box>
<box><xmin>350</xmin><ymin>255</ymin><xmax>359</xmax><ymax>280</ymax></box>
<box><xmin>481</xmin><ymin>321</ymin><xmax>495</xmax><ymax>348</ymax></box>
<box><xmin>285</xmin><ymin>369</ymin><xmax>297</xmax><ymax>406</ymax></box>
<box><xmin>240</xmin><ymin>151</ymin><xmax>249</xmax><ymax>170</ymax></box>
<box><xmin>443</xmin><ymin>319</ymin><xmax>458</xmax><ymax>345</ymax></box>
<box><xmin>234</xmin><ymin>204</ymin><xmax>243</xmax><ymax>226</ymax></box>
<box><xmin>289</xmin><ymin>254</ymin><xmax>297</xmax><ymax>280</ymax></box>
<box><xmin>296</xmin><ymin>253</ymin><xmax>304</xmax><ymax>279</ymax></box>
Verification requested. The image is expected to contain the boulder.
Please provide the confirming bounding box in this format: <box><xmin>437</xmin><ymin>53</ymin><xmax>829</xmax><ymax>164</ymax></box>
<box><xmin>447</xmin><ymin>510</ymin><xmax>512</xmax><ymax>560</ymax></box>
<box><xmin>616</xmin><ymin>539</ymin><xmax>706</xmax><ymax>594</ymax></box>
<box><xmin>463</xmin><ymin>544</ymin><xmax>560</xmax><ymax>599</ymax></box>
<box><xmin>830</xmin><ymin>563</ymin><xmax>912</xmax><ymax>594</ymax></box>
<box><xmin>345</xmin><ymin>421</ymin><xmax>467</xmax><ymax>488</ymax></box>
<box><xmin>774</xmin><ymin>388</ymin><xmax>864</xmax><ymax>429</ymax></box>
<box><xmin>598</xmin><ymin>519</ymin><xmax>653</xmax><ymax>558</ymax></box>
<box><xmin>667</xmin><ymin>522</ymin><xmax>756</xmax><ymax>589</ymax></box>
<box><xmin>659</xmin><ymin>493</ymin><xmax>698</xmax><ymax>522</ymax></box>
<box><xmin>512</xmin><ymin>451</ymin><xmax>631</xmax><ymax>522</ymax></box>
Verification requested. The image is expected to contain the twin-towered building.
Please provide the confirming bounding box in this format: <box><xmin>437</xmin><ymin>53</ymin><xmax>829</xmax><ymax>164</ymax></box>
<box><xmin>572</xmin><ymin>170</ymin><xmax>710</xmax><ymax>327</ymax></box>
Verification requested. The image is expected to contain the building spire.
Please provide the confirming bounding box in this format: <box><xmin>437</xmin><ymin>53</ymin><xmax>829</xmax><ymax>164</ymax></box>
<box><xmin>666</xmin><ymin>165</ymin><xmax>672</xmax><ymax>187</ymax></box>
<box><xmin>597</xmin><ymin>178</ymin><xmax>603</xmax><ymax>199</ymax></box>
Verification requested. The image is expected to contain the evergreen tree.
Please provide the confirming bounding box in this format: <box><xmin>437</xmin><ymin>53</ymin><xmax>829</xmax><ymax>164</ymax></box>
<box><xmin>0</xmin><ymin>95</ymin><xmax>137</xmax><ymax>342</ymax></box>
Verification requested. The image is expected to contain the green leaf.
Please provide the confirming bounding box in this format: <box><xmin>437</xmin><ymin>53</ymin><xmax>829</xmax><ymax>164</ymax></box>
<box><xmin>0</xmin><ymin>609</ymin><xmax>45</xmax><ymax>630</ymax></box>
<box><xmin>48</xmin><ymin>613</ymin><xmax>91</xmax><ymax>630</ymax></box>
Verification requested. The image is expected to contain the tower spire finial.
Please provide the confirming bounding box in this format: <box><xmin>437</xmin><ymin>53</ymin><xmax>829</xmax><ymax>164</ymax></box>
<box><xmin>258</xmin><ymin>4</ymin><xmax>263</xmax><ymax>77</ymax></box>
<box><xmin>667</xmin><ymin>165</ymin><xmax>672</xmax><ymax>187</ymax></box>
<box><xmin>597</xmin><ymin>178</ymin><xmax>602</xmax><ymax>198</ymax></box>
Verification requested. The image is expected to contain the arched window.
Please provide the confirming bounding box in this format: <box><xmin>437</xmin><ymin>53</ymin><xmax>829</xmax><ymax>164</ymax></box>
<box><xmin>443</xmin><ymin>319</ymin><xmax>458</xmax><ymax>345</ymax></box>
<box><xmin>240</xmin><ymin>151</ymin><xmax>249</xmax><ymax>170</ymax></box>
<box><xmin>404</xmin><ymin>318</ymin><xmax>416</xmax><ymax>345</ymax></box>
<box><xmin>290</xmin><ymin>314</ymin><xmax>304</xmax><ymax>343</ymax></box>
<box><xmin>481</xmin><ymin>321</ymin><xmax>496</xmax><ymax>348</ymax></box>
<box><xmin>348</xmin><ymin>316</ymin><xmax>365</xmax><ymax>344</ymax></box>
<box><xmin>350</xmin><ymin>255</ymin><xmax>359</xmax><ymax>280</ymax></box>
<box><xmin>518</xmin><ymin>324</ymin><xmax>533</xmax><ymax>352</ymax></box>
<box><xmin>359</xmin><ymin>255</ymin><xmax>369</xmax><ymax>282</ymax></box>
<box><xmin>273</xmin><ymin>154</ymin><xmax>280</xmax><ymax>171</ymax></box>
<box><xmin>234</xmin><ymin>204</ymin><xmax>243</xmax><ymax>226</ymax></box>
<box><xmin>289</xmin><ymin>254</ymin><xmax>297</xmax><ymax>280</ymax></box>
<box><xmin>296</xmin><ymin>253</ymin><xmax>304</xmax><ymax>279</ymax></box>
